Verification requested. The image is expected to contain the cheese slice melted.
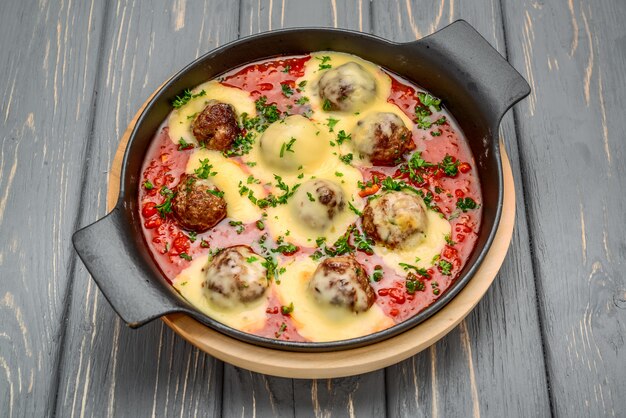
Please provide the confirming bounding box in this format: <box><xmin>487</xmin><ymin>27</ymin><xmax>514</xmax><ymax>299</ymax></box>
<box><xmin>297</xmin><ymin>51</ymin><xmax>414</xmax><ymax>166</ymax></box>
<box><xmin>168</xmin><ymin>81</ymin><xmax>256</xmax><ymax>146</ymax></box>
<box><xmin>375</xmin><ymin>205</ymin><xmax>451</xmax><ymax>274</ymax></box>
<box><xmin>173</xmin><ymin>255</ymin><xmax>270</xmax><ymax>332</ymax></box>
<box><xmin>185</xmin><ymin>149</ymin><xmax>263</xmax><ymax>223</ymax></box>
<box><xmin>275</xmin><ymin>257</ymin><xmax>394</xmax><ymax>342</ymax></box>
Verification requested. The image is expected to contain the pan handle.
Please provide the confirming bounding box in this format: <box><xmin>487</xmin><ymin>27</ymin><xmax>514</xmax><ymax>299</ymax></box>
<box><xmin>407</xmin><ymin>20</ymin><xmax>530</xmax><ymax>127</ymax></box>
<box><xmin>73</xmin><ymin>206</ymin><xmax>187</xmax><ymax>328</ymax></box>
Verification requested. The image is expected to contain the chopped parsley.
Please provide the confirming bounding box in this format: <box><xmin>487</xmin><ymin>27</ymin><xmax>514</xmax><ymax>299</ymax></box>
<box><xmin>179</xmin><ymin>253</ymin><xmax>192</xmax><ymax>261</ymax></box>
<box><xmin>256</xmin><ymin>219</ymin><xmax>265</xmax><ymax>230</ymax></box>
<box><xmin>438</xmin><ymin>259</ymin><xmax>453</xmax><ymax>276</ymax></box>
<box><xmin>295</xmin><ymin>96</ymin><xmax>309</xmax><ymax>105</ymax></box>
<box><xmin>322</xmin><ymin>98</ymin><xmax>332</xmax><ymax>111</ymax></box>
<box><xmin>406</xmin><ymin>274</ymin><xmax>426</xmax><ymax>293</ymax></box>
<box><xmin>281</xmin><ymin>65</ymin><xmax>291</xmax><ymax>73</ymax></box>
<box><xmin>297</xmin><ymin>80</ymin><xmax>307</xmax><ymax>90</ymax></box>
<box><xmin>187</xmin><ymin>231</ymin><xmax>197</xmax><ymax>242</ymax></box>
<box><xmin>439</xmin><ymin>154</ymin><xmax>460</xmax><ymax>176</ymax></box>
<box><xmin>401</xmin><ymin>151</ymin><xmax>434</xmax><ymax>183</ymax></box>
<box><xmin>275</xmin><ymin>322</ymin><xmax>287</xmax><ymax>338</ymax></box>
<box><xmin>339</xmin><ymin>153</ymin><xmax>354</xmax><ymax>165</ymax></box>
<box><xmin>381</xmin><ymin>176</ymin><xmax>404</xmax><ymax>191</ymax></box>
<box><xmin>246</xmin><ymin>256</ymin><xmax>258</xmax><ymax>263</ymax></box>
<box><xmin>238</xmin><ymin>96</ymin><xmax>282</xmax><ymax>134</ymax></box>
<box><xmin>281</xmin><ymin>302</ymin><xmax>294</xmax><ymax>315</ymax></box>
<box><xmin>336</xmin><ymin>130</ymin><xmax>351</xmax><ymax>145</ymax></box>
<box><xmin>347</xmin><ymin>201</ymin><xmax>362</xmax><ymax>216</ymax></box>
<box><xmin>398</xmin><ymin>262</ymin><xmax>431</xmax><ymax>278</ymax></box>
<box><xmin>456</xmin><ymin>197</ymin><xmax>478</xmax><ymax>212</ymax></box>
<box><xmin>326</xmin><ymin>117</ymin><xmax>339</xmax><ymax>132</ymax></box>
<box><xmin>281</xmin><ymin>83</ymin><xmax>294</xmax><ymax>97</ymax></box>
<box><xmin>143</xmin><ymin>180</ymin><xmax>154</xmax><ymax>190</ymax></box>
<box><xmin>155</xmin><ymin>186</ymin><xmax>174</xmax><ymax>218</ymax></box>
<box><xmin>194</xmin><ymin>158</ymin><xmax>217</xmax><ymax>179</ymax></box>
<box><xmin>262</xmin><ymin>256</ymin><xmax>285</xmax><ymax>283</ymax></box>
<box><xmin>307</xmin><ymin>192</ymin><xmax>315</xmax><ymax>202</ymax></box>
<box><xmin>207</xmin><ymin>189</ymin><xmax>224</xmax><ymax>198</ymax></box>
<box><xmin>171</xmin><ymin>89</ymin><xmax>206</xmax><ymax>109</ymax></box>
<box><xmin>177</xmin><ymin>137</ymin><xmax>194</xmax><ymax>151</ymax></box>
<box><xmin>371</xmin><ymin>266</ymin><xmax>384</xmax><ymax>282</ymax></box>
<box><xmin>414</xmin><ymin>92</ymin><xmax>444</xmax><ymax>129</ymax></box>
<box><xmin>445</xmin><ymin>234</ymin><xmax>456</xmax><ymax>246</ymax></box>
<box><xmin>228</xmin><ymin>220</ymin><xmax>245</xmax><ymax>234</ymax></box>
<box><xmin>417</xmin><ymin>92</ymin><xmax>442</xmax><ymax>111</ymax></box>
<box><xmin>279</xmin><ymin>137</ymin><xmax>297</xmax><ymax>157</ymax></box>
<box><xmin>316</xmin><ymin>55</ymin><xmax>332</xmax><ymax>70</ymax></box>
<box><xmin>224</xmin><ymin>131</ymin><xmax>255</xmax><ymax>157</ymax></box>
<box><xmin>272</xmin><ymin>241</ymin><xmax>298</xmax><ymax>255</ymax></box>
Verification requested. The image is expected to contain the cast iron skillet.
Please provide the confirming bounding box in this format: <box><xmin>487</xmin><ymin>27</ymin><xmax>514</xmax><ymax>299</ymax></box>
<box><xmin>73</xmin><ymin>20</ymin><xmax>530</xmax><ymax>352</ymax></box>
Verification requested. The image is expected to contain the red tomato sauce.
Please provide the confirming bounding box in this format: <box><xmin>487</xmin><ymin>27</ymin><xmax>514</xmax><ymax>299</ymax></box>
<box><xmin>138</xmin><ymin>54</ymin><xmax>482</xmax><ymax>339</ymax></box>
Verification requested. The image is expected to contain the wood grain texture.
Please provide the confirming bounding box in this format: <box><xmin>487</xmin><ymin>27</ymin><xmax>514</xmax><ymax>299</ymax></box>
<box><xmin>502</xmin><ymin>0</ymin><xmax>626</xmax><ymax>416</ymax></box>
<box><xmin>373</xmin><ymin>0</ymin><xmax>551</xmax><ymax>416</ymax></box>
<box><xmin>53</xmin><ymin>1</ymin><xmax>239</xmax><ymax>416</ymax></box>
<box><xmin>223</xmin><ymin>1</ymin><xmax>384</xmax><ymax>417</ymax></box>
<box><xmin>0</xmin><ymin>1</ymin><xmax>106</xmax><ymax>416</ymax></box>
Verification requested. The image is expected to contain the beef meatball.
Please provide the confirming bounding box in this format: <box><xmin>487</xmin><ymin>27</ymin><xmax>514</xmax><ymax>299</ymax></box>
<box><xmin>291</xmin><ymin>179</ymin><xmax>346</xmax><ymax>229</ymax></box>
<box><xmin>318</xmin><ymin>62</ymin><xmax>377</xmax><ymax>112</ymax></box>
<box><xmin>204</xmin><ymin>246</ymin><xmax>269</xmax><ymax>309</ymax></box>
<box><xmin>191</xmin><ymin>100</ymin><xmax>240</xmax><ymax>150</ymax></box>
<box><xmin>352</xmin><ymin>112</ymin><xmax>415</xmax><ymax>166</ymax></box>
<box><xmin>308</xmin><ymin>256</ymin><xmax>375</xmax><ymax>312</ymax></box>
<box><xmin>171</xmin><ymin>174</ymin><xmax>227</xmax><ymax>232</ymax></box>
<box><xmin>362</xmin><ymin>191</ymin><xmax>428</xmax><ymax>249</ymax></box>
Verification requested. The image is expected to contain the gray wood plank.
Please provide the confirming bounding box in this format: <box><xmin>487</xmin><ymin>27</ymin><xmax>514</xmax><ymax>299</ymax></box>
<box><xmin>221</xmin><ymin>2</ymin><xmax>385</xmax><ymax>418</ymax></box>
<box><xmin>0</xmin><ymin>0</ymin><xmax>106</xmax><ymax>416</ymax></box>
<box><xmin>373</xmin><ymin>1</ymin><xmax>551</xmax><ymax>417</ymax></box>
<box><xmin>501</xmin><ymin>0</ymin><xmax>626</xmax><ymax>416</ymax></box>
<box><xmin>53</xmin><ymin>1</ymin><xmax>240</xmax><ymax>416</ymax></box>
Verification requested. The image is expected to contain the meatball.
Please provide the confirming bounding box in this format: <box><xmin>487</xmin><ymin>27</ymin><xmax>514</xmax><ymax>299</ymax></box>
<box><xmin>318</xmin><ymin>62</ymin><xmax>377</xmax><ymax>112</ymax></box>
<box><xmin>191</xmin><ymin>100</ymin><xmax>240</xmax><ymax>150</ymax></box>
<box><xmin>308</xmin><ymin>256</ymin><xmax>375</xmax><ymax>312</ymax></box>
<box><xmin>291</xmin><ymin>179</ymin><xmax>345</xmax><ymax>229</ymax></box>
<box><xmin>171</xmin><ymin>174</ymin><xmax>227</xmax><ymax>232</ymax></box>
<box><xmin>352</xmin><ymin>112</ymin><xmax>415</xmax><ymax>166</ymax></box>
<box><xmin>362</xmin><ymin>191</ymin><xmax>428</xmax><ymax>249</ymax></box>
<box><xmin>204</xmin><ymin>246</ymin><xmax>269</xmax><ymax>309</ymax></box>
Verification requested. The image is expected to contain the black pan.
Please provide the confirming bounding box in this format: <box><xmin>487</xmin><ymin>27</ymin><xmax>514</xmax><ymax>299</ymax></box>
<box><xmin>73</xmin><ymin>20</ymin><xmax>530</xmax><ymax>352</ymax></box>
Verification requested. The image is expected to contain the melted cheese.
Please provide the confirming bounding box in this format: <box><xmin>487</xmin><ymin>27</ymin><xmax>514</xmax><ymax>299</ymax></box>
<box><xmin>274</xmin><ymin>257</ymin><xmax>394</xmax><ymax>342</ymax></box>
<box><xmin>374</xmin><ymin>206</ymin><xmax>451</xmax><ymax>274</ymax></box>
<box><xmin>173</xmin><ymin>255</ymin><xmax>269</xmax><ymax>332</ymax></box>
<box><xmin>264</xmin><ymin>162</ymin><xmax>363</xmax><ymax>245</ymax></box>
<box><xmin>168</xmin><ymin>81</ymin><xmax>256</xmax><ymax>146</ymax></box>
<box><xmin>185</xmin><ymin>149</ymin><xmax>263</xmax><ymax>223</ymax></box>
<box><xmin>256</xmin><ymin>115</ymin><xmax>330</xmax><ymax>174</ymax></box>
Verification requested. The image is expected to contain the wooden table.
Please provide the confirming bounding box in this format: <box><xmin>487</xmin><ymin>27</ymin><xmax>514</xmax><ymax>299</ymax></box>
<box><xmin>1</xmin><ymin>0</ymin><xmax>624</xmax><ymax>416</ymax></box>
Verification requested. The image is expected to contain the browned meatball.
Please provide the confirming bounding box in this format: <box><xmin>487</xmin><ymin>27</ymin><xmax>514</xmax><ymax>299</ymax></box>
<box><xmin>362</xmin><ymin>191</ymin><xmax>428</xmax><ymax>249</ymax></box>
<box><xmin>352</xmin><ymin>112</ymin><xmax>415</xmax><ymax>166</ymax></box>
<box><xmin>291</xmin><ymin>179</ymin><xmax>346</xmax><ymax>229</ymax></box>
<box><xmin>318</xmin><ymin>62</ymin><xmax>377</xmax><ymax>112</ymax></box>
<box><xmin>191</xmin><ymin>100</ymin><xmax>240</xmax><ymax>150</ymax></box>
<box><xmin>203</xmin><ymin>246</ymin><xmax>269</xmax><ymax>308</ymax></box>
<box><xmin>308</xmin><ymin>256</ymin><xmax>375</xmax><ymax>312</ymax></box>
<box><xmin>171</xmin><ymin>174</ymin><xmax>227</xmax><ymax>232</ymax></box>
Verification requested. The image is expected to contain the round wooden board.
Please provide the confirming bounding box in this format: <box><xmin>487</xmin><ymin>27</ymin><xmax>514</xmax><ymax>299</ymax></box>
<box><xmin>108</xmin><ymin>96</ymin><xmax>515</xmax><ymax>379</ymax></box>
